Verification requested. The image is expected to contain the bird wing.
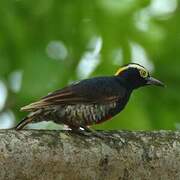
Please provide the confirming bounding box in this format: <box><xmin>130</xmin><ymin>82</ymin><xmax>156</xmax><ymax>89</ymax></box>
<box><xmin>21</xmin><ymin>77</ymin><xmax>126</xmax><ymax>111</ymax></box>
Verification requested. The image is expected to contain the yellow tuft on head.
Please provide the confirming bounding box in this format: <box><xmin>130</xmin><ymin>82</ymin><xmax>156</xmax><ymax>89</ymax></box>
<box><xmin>115</xmin><ymin>66</ymin><xmax>129</xmax><ymax>76</ymax></box>
<box><xmin>115</xmin><ymin>63</ymin><xmax>149</xmax><ymax>76</ymax></box>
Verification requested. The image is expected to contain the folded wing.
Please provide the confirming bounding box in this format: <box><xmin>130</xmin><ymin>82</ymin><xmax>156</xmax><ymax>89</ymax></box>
<box><xmin>21</xmin><ymin>77</ymin><xmax>126</xmax><ymax>111</ymax></box>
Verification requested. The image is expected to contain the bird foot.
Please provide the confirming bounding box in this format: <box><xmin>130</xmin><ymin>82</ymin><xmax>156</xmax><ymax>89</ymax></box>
<box><xmin>82</xmin><ymin>127</ymin><xmax>126</xmax><ymax>145</ymax></box>
<box><xmin>80</xmin><ymin>126</ymin><xmax>106</xmax><ymax>139</ymax></box>
<box><xmin>69</xmin><ymin>128</ymin><xmax>91</xmax><ymax>137</ymax></box>
<box><xmin>70</xmin><ymin>126</ymin><xmax>125</xmax><ymax>145</ymax></box>
<box><xmin>69</xmin><ymin>126</ymin><xmax>104</xmax><ymax>139</ymax></box>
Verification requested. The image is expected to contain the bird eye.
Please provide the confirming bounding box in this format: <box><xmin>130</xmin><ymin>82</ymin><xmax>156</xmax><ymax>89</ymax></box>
<box><xmin>139</xmin><ymin>69</ymin><xmax>148</xmax><ymax>78</ymax></box>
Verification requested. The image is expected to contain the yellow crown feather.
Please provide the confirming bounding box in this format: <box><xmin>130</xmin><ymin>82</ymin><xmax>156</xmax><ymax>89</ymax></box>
<box><xmin>115</xmin><ymin>66</ymin><xmax>129</xmax><ymax>75</ymax></box>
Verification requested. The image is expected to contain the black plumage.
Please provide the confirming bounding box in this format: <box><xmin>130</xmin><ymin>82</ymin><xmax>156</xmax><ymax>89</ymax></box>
<box><xmin>15</xmin><ymin>63</ymin><xmax>164</xmax><ymax>130</ymax></box>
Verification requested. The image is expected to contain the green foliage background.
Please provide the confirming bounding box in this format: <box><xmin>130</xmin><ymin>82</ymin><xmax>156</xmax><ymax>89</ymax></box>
<box><xmin>0</xmin><ymin>0</ymin><xmax>179</xmax><ymax>130</ymax></box>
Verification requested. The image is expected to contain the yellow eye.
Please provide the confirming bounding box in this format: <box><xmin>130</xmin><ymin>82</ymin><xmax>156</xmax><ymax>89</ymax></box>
<box><xmin>139</xmin><ymin>69</ymin><xmax>148</xmax><ymax>78</ymax></box>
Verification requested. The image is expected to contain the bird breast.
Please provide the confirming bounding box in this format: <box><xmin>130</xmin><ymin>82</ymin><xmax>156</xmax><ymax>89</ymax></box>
<box><xmin>53</xmin><ymin>102</ymin><xmax>117</xmax><ymax>126</ymax></box>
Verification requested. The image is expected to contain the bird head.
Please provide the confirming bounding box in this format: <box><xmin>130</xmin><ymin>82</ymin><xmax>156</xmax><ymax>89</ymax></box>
<box><xmin>115</xmin><ymin>63</ymin><xmax>165</xmax><ymax>89</ymax></box>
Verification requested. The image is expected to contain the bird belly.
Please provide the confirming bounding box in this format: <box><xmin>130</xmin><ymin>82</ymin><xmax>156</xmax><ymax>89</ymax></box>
<box><xmin>49</xmin><ymin>102</ymin><xmax>117</xmax><ymax>127</ymax></box>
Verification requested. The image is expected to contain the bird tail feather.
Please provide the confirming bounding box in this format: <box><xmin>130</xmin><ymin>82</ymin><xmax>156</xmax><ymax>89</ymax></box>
<box><xmin>15</xmin><ymin>116</ymin><xmax>34</xmax><ymax>130</ymax></box>
<box><xmin>15</xmin><ymin>109</ymin><xmax>42</xmax><ymax>130</ymax></box>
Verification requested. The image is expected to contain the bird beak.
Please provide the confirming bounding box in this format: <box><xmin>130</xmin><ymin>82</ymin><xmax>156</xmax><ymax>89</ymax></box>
<box><xmin>146</xmin><ymin>77</ymin><xmax>165</xmax><ymax>87</ymax></box>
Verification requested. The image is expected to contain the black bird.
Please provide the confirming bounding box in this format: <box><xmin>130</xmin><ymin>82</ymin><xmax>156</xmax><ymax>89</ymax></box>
<box><xmin>15</xmin><ymin>63</ymin><xmax>164</xmax><ymax>131</ymax></box>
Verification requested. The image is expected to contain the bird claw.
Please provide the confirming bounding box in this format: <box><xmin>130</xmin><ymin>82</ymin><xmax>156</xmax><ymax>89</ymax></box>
<box><xmin>81</xmin><ymin>126</ymin><xmax>106</xmax><ymax>139</ymax></box>
<box><xmin>70</xmin><ymin>128</ymin><xmax>91</xmax><ymax>137</ymax></box>
<box><xmin>69</xmin><ymin>126</ymin><xmax>105</xmax><ymax>139</ymax></box>
<box><xmin>70</xmin><ymin>126</ymin><xmax>125</xmax><ymax>145</ymax></box>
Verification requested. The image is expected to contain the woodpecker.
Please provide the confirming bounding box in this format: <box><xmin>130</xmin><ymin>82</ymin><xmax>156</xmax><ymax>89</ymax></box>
<box><xmin>15</xmin><ymin>63</ymin><xmax>164</xmax><ymax>131</ymax></box>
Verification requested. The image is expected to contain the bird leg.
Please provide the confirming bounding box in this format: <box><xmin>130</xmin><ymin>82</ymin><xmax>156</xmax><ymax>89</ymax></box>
<box><xmin>80</xmin><ymin>126</ymin><xmax>126</xmax><ymax>145</ymax></box>
<box><xmin>69</xmin><ymin>126</ymin><xmax>90</xmax><ymax>137</ymax></box>
<box><xmin>68</xmin><ymin>125</ymin><xmax>102</xmax><ymax>138</ymax></box>
<box><xmin>80</xmin><ymin>126</ymin><xmax>106</xmax><ymax>139</ymax></box>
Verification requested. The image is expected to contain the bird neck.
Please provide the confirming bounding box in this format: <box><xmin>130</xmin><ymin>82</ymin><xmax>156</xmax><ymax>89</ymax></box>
<box><xmin>115</xmin><ymin>76</ymin><xmax>138</xmax><ymax>90</ymax></box>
